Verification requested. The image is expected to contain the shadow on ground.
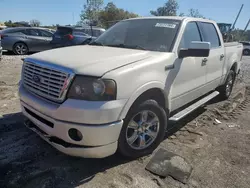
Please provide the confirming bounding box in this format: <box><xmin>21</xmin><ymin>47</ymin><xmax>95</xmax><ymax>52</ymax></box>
<box><xmin>0</xmin><ymin>112</ymin><xmax>132</xmax><ymax>188</ymax></box>
<box><xmin>0</xmin><ymin>95</ymin><xmax>222</xmax><ymax>188</ymax></box>
<box><xmin>2</xmin><ymin>51</ymin><xmax>36</xmax><ymax>56</ymax></box>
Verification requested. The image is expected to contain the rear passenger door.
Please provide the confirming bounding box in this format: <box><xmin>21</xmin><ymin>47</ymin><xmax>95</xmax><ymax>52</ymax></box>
<box><xmin>198</xmin><ymin>22</ymin><xmax>224</xmax><ymax>90</ymax></box>
<box><xmin>37</xmin><ymin>29</ymin><xmax>53</xmax><ymax>51</ymax></box>
<box><xmin>24</xmin><ymin>29</ymin><xmax>43</xmax><ymax>52</ymax></box>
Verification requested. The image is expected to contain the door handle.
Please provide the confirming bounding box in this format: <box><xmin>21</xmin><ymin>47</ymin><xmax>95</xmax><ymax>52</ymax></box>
<box><xmin>202</xmin><ymin>58</ymin><xmax>207</xmax><ymax>66</ymax></box>
<box><xmin>220</xmin><ymin>54</ymin><xmax>225</xmax><ymax>60</ymax></box>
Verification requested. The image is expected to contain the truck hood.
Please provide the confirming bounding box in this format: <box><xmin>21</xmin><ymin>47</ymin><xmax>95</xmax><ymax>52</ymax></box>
<box><xmin>27</xmin><ymin>45</ymin><xmax>155</xmax><ymax>76</ymax></box>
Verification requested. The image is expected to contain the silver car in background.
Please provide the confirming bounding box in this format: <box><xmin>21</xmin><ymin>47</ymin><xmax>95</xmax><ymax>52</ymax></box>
<box><xmin>240</xmin><ymin>41</ymin><xmax>250</xmax><ymax>56</ymax></box>
<box><xmin>0</xmin><ymin>27</ymin><xmax>54</xmax><ymax>55</ymax></box>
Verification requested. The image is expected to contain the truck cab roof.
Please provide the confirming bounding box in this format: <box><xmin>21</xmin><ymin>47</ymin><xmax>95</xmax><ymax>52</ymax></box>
<box><xmin>125</xmin><ymin>16</ymin><xmax>214</xmax><ymax>23</ymax></box>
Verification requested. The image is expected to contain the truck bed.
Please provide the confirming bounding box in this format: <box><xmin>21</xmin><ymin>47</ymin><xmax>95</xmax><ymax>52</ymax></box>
<box><xmin>224</xmin><ymin>42</ymin><xmax>242</xmax><ymax>47</ymax></box>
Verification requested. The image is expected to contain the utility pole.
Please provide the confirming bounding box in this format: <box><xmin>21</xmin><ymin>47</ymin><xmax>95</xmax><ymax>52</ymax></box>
<box><xmin>226</xmin><ymin>4</ymin><xmax>244</xmax><ymax>42</ymax></box>
<box><xmin>231</xmin><ymin>4</ymin><xmax>244</xmax><ymax>30</ymax></box>
<box><xmin>244</xmin><ymin>18</ymin><xmax>250</xmax><ymax>32</ymax></box>
<box><xmin>72</xmin><ymin>12</ymin><xmax>75</xmax><ymax>26</ymax></box>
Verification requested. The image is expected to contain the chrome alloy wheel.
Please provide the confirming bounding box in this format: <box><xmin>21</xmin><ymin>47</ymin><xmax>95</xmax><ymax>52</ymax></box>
<box><xmin>226</xmin><ymin>73</ymin><xmax>234</xmax><ymax>97</ymax></box>
<box><xmin>15</xmin><ymin>43</ymin><xmax>28</xmax><ymax>55</ymax></box>
<box><xmin>125</xmin><ymin>110</ymin><xmax>160</xmax><ymax>150</ymax></box>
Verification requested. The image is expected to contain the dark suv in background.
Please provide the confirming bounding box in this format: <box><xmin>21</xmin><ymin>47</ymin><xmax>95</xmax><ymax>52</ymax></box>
<box><xmin>50</xmin><ymin>26</ymin><xmax>105</xmax><ymax>48</ymax></box>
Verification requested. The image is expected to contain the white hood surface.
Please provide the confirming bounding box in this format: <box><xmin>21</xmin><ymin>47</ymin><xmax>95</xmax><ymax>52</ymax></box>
<box><xmin>27</xmin><ymin>45</ymin><xmax>157</xmax><ymax>76</ymax></box>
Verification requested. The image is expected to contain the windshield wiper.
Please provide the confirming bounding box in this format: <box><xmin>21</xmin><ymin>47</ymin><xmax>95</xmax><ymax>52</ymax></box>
<box><xmin>107</xmin><ymin>44</ymin><xmax>146</xmax><ymax>50</ymax></box>
<box><xmin>131</xmin><ymin>45</ymin><xmax>146</xmax><ymax>50</ymax></box>
<box><xmin>89</xmin><ymin>41</ymin><xmax>104</xmax><ymax>46</ymax></box>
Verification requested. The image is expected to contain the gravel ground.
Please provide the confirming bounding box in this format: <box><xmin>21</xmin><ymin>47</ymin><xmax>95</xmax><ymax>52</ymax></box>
<box><xmin>0</xmin><ymin>54</ymin><xmax>250</xmax><ymax>188</ymax></box>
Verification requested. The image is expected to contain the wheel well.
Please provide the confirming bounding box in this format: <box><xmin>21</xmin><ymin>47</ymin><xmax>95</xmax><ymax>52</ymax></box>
<box><xmin>129</xmin><ymin>88</ymin><xmax>166</xmax><ymax>112</ymax></box>
<box><xmin>13</xmin><ymin>41</ymin><xmax>28</xmax><ymax>51</ymax></box>
<box><xmin>230</xmin><ymin>63</ymin><xmax>237</xmax><ymax>74</ymax></box>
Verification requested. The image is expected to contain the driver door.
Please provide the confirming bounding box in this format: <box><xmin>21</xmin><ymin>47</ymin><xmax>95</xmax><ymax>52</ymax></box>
<box><xmin>170</xmin><ymin>22</ymin><xmax>206</xmax><ymax>111</ymax></box>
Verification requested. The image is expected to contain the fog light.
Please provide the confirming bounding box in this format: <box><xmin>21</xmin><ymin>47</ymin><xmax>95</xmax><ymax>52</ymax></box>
<box><xmin>68</xmin><ymin>128</ymin><xmax>83</xmax><ymax>141</ymax></box>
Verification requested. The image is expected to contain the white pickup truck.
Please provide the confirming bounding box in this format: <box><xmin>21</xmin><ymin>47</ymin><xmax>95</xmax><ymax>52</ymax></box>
<box><xmin>19</xmin><ymin>17</ymin><xmax>243</xmax><ymax>158</ymax></box>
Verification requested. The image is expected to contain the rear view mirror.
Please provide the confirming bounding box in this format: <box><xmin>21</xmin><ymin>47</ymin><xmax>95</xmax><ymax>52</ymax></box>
<box><xmin>179</xmin><ymin>41</ymin><xmax>211</xmax><ymax>58</ymax></box>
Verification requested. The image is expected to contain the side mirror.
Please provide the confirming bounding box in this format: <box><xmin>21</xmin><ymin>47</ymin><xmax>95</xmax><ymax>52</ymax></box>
<box><xmin>179</xmin><ymin>41</ymin><xmax>211</xmax><ymax>58</ymax></box>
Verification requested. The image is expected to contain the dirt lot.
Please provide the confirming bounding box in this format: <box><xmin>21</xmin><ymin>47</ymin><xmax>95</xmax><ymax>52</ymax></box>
<box><xmin>0</xmin><ymin>55</ymin><xmax>250</xmax><ymax>188</ymax></box>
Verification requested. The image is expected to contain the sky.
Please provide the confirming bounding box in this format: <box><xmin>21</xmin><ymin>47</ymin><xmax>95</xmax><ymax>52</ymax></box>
<box><xmin>0</xmin><ymin>0</ymin><xmax>249</xmax><ymax>29</ymax></box>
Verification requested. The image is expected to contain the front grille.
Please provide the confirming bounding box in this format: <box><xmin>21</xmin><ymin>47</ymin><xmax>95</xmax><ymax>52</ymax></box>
<box><xmin>22</xmin><ymin>61</ymin><xmax>72</xmax><ymax>102</ymax></box>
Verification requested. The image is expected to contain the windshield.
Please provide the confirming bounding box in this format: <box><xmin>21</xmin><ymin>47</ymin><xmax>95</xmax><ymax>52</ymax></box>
<box><xmin>92</xmin><ymin>19</ymin><xmax>181</xmax><ymax>52</ymax></box>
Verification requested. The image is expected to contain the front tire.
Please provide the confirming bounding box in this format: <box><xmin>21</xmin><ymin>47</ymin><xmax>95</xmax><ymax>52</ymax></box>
<box><xmin>118</xmin><ymin>100</ymin><xmax>167</xmax><ymax>158</ymax></box>
<box><xmin>218</xmin><ymin>70</ymin><xmax>235</xmax><ymax>100</ymax></box>
<box><xmin>13</xmin><ymin>42</ymin><xmax>29</xmax><ymax>55</ymax></box>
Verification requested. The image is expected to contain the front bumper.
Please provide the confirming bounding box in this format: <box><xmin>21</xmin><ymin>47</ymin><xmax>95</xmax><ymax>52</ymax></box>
<box><xmin>24</xmin><ymin>119</ymin><xmax>119</xmax><ymax>158</ymax></box>
<box><xmin>19</xmin><ymin>85</ymin><xmax>126</xmax><ymax>158</ymax></box>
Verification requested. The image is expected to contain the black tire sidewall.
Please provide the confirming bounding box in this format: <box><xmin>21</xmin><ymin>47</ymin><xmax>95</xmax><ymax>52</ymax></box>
<box><xmin>118</xmin><ymin>100</ymin><xmax>167</xmax><ymax>158</ymax></box>
<box><xmin>220</xmin><ymin>70</ymin><xmax>235</xmax><ymax>99</ymax></box>
<box><xmin>13</xmin><ymin>42</ymin><xmax>28</xmax><ymax>55</ymax></box>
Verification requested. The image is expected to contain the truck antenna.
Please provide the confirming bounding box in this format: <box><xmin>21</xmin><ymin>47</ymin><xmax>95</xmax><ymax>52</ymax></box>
<box><xmin>231</xmin><ymin>4</ymin><xmax>244</xmax><ymax>30</ymax></box>
<box><xmin>243</xmin><ymin>18</ymin><xmax>250</xmax><ymax>32</ymax></box>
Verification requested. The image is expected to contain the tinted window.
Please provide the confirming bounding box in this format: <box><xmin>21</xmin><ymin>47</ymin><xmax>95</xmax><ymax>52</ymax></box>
<box><xmin>241</xmin><ymin>42</ymin><xmax>250</xmax><ymax>46</ymax></box>
<box><xmin>54</xmin><ymin>27</ymin><xmax>72</xmax><ymax>36</ymax></box>
<box><xmin>72</xmin><ymin>31</ymin><xmax>88</xmax><ymax>36</ymax></box>
<box><xmin>199</xmin><ymin>23</ymin><xmax>221</xmax><ymax>48</ymax></box>
<box><xmin>26</xmin><ymin>29</ymin><xmax>39</xmax><ymax>36</ymax></box>
<box><xmin>93</xmin><ymin>19</ymin><xmax>181</xmax><ymax>52</ymax></box>
<box><xmin>90</xmin><ymin>29</ymin><xmax>101</xmax><ymax>37</ymax></box>
<box><xmin>180</xmin><ymin>22</ymin><xmax>201</xmax><ymax>49</ymax></box>
<box><xmin>82</xmin><ymin>29</ymin><xmax>91</xmax><ymax>35</ymax></box>
<box><xmin>1</xmin><ymin>28</ymin><xmax>25</xmax><ymax>34</ymax></box>
<box><xmin>38</xmin><ymin>30</ymin><xmax>53</xmax><ymax>37</ymax></box>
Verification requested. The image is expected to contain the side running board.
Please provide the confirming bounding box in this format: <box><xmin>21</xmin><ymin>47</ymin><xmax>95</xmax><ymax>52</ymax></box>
<box><xmin>169</xmin><ymin>91</ymin><xmax>219</xmax><ymax>122</ymax></box>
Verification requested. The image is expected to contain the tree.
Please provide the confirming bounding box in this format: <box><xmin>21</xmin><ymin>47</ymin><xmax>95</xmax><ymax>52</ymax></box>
<box><xmin>98</xmin><ymin>2</ymin><xmax>138</xmax><ymax>28</ymax></box>
<box><xmin>187</xmin><ymin>8</ymin><xmax>205</xmax><ymax>18</ymax></box>
<box><xmin>30</xmin><ymin>19</ymin><xmax>41</xmax><ymax>27</ymax></box>
<box><xmin>79</xmin><ymin>0</ymin><xmax>104</xmax><ymax>25</ymax></box>
<box><xmin>150</xmin><ymin>0</ymin><xmax>179</xmax><ymax>16</ymax></box>
<box><xmin>4</xmin><ymin>20</ymin><xmax>14</xmax><ymax>27</ymax></box>
<box><xmin>231</xmin><ymin>29</ymin><xmax>249</xmax><ymax>41</ymax></box>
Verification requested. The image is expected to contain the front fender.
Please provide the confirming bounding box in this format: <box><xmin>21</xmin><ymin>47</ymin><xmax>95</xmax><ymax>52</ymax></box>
<box><xmin>118</xmin><ymin>81</ymin><xmax>168</xmax><ymax>120</ymax></box>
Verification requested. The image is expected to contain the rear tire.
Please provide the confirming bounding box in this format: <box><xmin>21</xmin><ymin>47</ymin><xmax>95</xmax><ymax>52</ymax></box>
<box><xmin>218</xmin><ymin>70</ymin><xmax>235</xmax><ymax>100</ymax></box>
<box><xmin>118</xmin><ymin>100</ymin><xmax>167</xmax><ymax>158</ymax></box>
<box><xmin>13</xmin><ymin>42</ymin><xmax>29</xmax><ymax>55</ymax></box>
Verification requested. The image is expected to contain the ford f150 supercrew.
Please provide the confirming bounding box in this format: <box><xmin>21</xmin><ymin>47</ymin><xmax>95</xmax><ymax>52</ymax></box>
<box><xmin>19</xmin><ymin>17</ymin><xmax>243</xmax><ymax>158</ymax></box>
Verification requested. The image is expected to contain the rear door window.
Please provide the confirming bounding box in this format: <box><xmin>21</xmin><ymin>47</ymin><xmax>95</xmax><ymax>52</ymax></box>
<box><xmin>179</xmin><ymin>22</ymin><xmax>201</xmax><ymax>49</ymax></box>
<box><xmin>25</xmin><ymin>29</ymin><xmax>40</xmax><ymax>36</ymax></box>
<box><xmin>199</xmin><ymin>22</ymin><xmax>221</xmax><ymax>48</ymax></box>
<box><xmin>38</xmin><ymin>29</ymin><xmax>53</xmax><ymax>37</ymax></box>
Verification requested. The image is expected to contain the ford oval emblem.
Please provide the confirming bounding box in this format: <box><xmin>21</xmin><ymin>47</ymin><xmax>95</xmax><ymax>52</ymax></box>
<box><xmin>32</xmin><ymin>75</ymin><xmax>41</xmax><ymax>83</ymax></box>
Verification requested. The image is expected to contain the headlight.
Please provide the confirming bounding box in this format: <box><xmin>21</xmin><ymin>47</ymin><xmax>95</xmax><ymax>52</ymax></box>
<box><xmin>67</xmin><ymin>76</ymin><xmax>116</xmax><ymax>101</ymax></box>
